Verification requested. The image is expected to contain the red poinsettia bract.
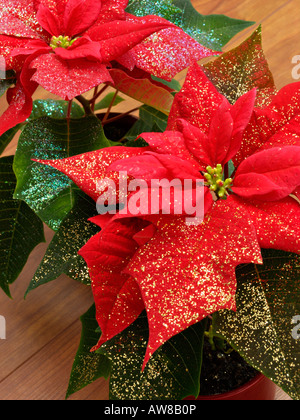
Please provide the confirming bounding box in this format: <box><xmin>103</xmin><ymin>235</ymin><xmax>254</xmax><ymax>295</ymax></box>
<box><xmin>37</xmin><ymin>63</ymin><xmax>300</xmax><ymax>368</ymax></box>
<box><xmin>0</xmin><ymin>0</ymin><xmax>216</xmax><ymax>135</ymax></box>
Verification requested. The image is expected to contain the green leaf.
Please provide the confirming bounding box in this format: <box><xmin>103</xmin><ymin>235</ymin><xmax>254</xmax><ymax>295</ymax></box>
<box><xmin>0</xmin><ymin>124</ymin><xmax>22</xmax><ymax>155</ymax></box>
<box><xmin>29</xmin><ymin>99</ymin><xmax>85</xmax><ymax>120</ymax></box>
<box><xmin>203</xmin><ymin>26</ymin><xmax>277</xmax><ymax>107</ymax></box>
<box><xmin>0</xmin><ymin>156</ymin><xmax>45</xmax><ymax>297</ymax></box>
<box><xmin>94</xmin><ymin>92</ymin><xmax>125</xmax><ymax>111</ymax></box>
<box><xmin>125</xmin><ymin>105</ymin><xmax>168</xmax><ymax>141</ymax></box>
<box><xmin>99</xmin><ymin>312</ymin><xmax>207</xmax><ymax>400</ymax></box>
<box><xmin>139</xmin><ymin>106</ymin><xmax>168</xmax><ymax>132</ymax></box>
<box><xmin>66</xmin><ymin>305</ymin><xmax>111</xmax><ymax>399</ymax></box>
<box><xmin>26</xmin><ymin>191</ymin><xmax>100</xmax><ymax>294</ymax></box>
<box><xmin>151</xmin><ymin>75</ymin><xmax>182</xmax><ymax>92</ymax></box>
<box><xmin>126</xmin><ymin>0</ymin><xmax>255</xmax><ymax>50</ymax></box>
<box><xmin>13</xmin><ymin>116</ymin><xmax>110</xmax><ymax>231</ymax></box>
<box><xmin>214</xmin><ymin>249</ymin><xmax>300</xmax><ymax>400</ymax></box>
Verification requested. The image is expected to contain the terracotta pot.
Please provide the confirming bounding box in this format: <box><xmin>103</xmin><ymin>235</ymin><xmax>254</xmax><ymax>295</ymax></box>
<box><xmin>185</xmin><ymin>374</ymin><xmax>276</xmax><ymax>401</ymax></box>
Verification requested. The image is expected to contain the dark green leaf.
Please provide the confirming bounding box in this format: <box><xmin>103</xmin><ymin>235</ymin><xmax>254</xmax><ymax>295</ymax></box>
<box><xmin>151</xmin><ymin>75</ymin><xmax>182</xmax><ymax>92</ymax></box>
<box><xmin>26</xmin><ymin>191</ymin><xmax>99</xmax><ymax>294</ymax></box>
<box><xmin>99</xmin><ymin>312</ymin><xmax>207</xmax><ymax>400</ymax></box>
<box><xmin>0</xmin><ymin>124</ymin><xmax>22</xmax><ymax>155</ymax></box>
<box><xmin>13</xmin><ymin>116</ymin><xmax>110</xmax><ymax>231</ymax></box>
<box><xmin>66</xmin><ymin>305</ymin><xmax>111</xmax><ymax>399</ymax></box>
<box><xmin>0</xmin><ymin>156</ymin><xmax>45</xmax><ymax>297</ymax></box>
<box><xmin>214</xmin><ymin>249</ymin><xmax>300</xmax><ymax>400</ymax></box>
<box><xmin>125</xmin><ymin>105</ymin><xmax>168</xmax><ymax>141</ymax></box>
<box><xmin>126</xmin><ymin>0</ymin><xmax>255</xmax><ymax>50</ymax></box>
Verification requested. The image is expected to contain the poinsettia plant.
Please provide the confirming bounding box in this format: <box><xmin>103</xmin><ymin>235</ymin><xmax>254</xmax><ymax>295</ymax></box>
<box><xmin>1</xmin><ymin>0</ymin><xmax>299</xmax><ymax>401</ymax></box>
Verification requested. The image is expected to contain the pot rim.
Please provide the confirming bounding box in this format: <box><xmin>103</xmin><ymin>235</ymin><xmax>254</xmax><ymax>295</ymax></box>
<box><xmin>195</xmin><ymin>372</ymin><xmax>271</xmax><ymax>400</ymax></box>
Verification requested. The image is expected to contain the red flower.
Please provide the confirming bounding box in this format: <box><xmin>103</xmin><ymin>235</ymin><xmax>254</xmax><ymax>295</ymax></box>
<box><xmin>0</xmin><ymin>0</ymin><xmax>216</xmax><ymax>135</ymax></box>
<box><xmin>36</xmin><ymin>62</ymin><xmax>300</xmax><ymax>367</ymax></box>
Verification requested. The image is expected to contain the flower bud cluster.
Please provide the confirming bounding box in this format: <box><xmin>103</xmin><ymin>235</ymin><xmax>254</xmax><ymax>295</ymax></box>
<box><xmin>204</xmin><ymin>164</ymin><xmax>233</xmax><ymax>198</ymax></box>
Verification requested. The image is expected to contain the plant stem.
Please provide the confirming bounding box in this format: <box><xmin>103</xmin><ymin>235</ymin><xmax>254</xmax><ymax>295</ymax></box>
<box><xmin>102</xmin><ymin>106</ymin><xmax>140</xmax><ymax>126</ymax></box>
<box><xmin>90</xmin><ymin>86</ymin><xmax>98</xmax><ymax>112</ymax></box>
<box><xmin>75</xmin><ymin>95</ymin><xmax>94</xmax><ymax>116</ymax></box>
<box><xmin>67</xmin><ymin>99</ymin><xmax>73</xmax><ymax>120</ymax></box>
<box><xmin>102</xmin><ymin>89</ymin><xmax>119</xmax><ymax>124</ymax></box>
<box><xmin>90</xmin><ymin>84</ymin><xmax>109</xmax><ymax>105</ymax></box>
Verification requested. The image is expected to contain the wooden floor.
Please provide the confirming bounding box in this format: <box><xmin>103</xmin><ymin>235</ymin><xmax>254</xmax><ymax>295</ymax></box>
<box><xmin>0</xmin><ymin>0</ymin><xmax>298</xmax><ymax>400</ymax></box>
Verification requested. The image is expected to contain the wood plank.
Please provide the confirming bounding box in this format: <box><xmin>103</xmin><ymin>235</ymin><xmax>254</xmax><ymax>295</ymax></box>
<box><xmin>0</xmin><ymin>0</ymin><xmax>298</xmax><ymax>401</ymax></box>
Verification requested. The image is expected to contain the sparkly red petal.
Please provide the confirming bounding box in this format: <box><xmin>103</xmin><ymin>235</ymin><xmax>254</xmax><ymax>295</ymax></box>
<box><xmin>79</xmin><ymin>218</ymin><xmax>148</xmax><ymax>348</ymax></box>
<box><xmin>234</xmin><ymin>196</ymin><xmax>300</xmax><ymax>254</ymax></box>
<box><xmin>110</xmin><ymin>150</ymin><xmax>201</xmax><ymax>182</ymax></box>
<box><xmin>125</xmin><ymin>197</ymin><xmax>262</xmax><ymax>367</ymax></box>
<box><xmin>89</xmin><ymin>17</ymin><xmax>175</xmax><ymax>63</ymax></box>
<box><xmin>0</xmin><ymin>34</ymin><xmax>28</xmax><ymax>71</ymax></box>
<box><xmin>0</xmin><ymin>0</ymin><xmax>45</xmax><ymax>39</ymax></box>
<box><xmin>35</xmin><ymin>147</ymin><xmax>150</xmax><ymax>202</ymax></box>
<box><xmin>29</xmin><ymin>53</ymin><xmax>112</xmax><ymax>99</ymax></box>
<box><xmin>63</xmin><ymin>0</ymin><xmax>102</xmax><ymax>37</ymax></box>
<box><xmin>167</xmin><ymin>62</ymin><xmax>224</xmax><ymax>133</ymax></box>
<box><xmin>224</xmin><ymin>88</ymin><xmax>257</xmax><ymax>163</ymax></box>
<box><xmin>139</xmin><ymin>130</ymin><xmax>196</xmax><ymax>165</ymax></box>
<box><xmin>85</xmin><ymin>0</ymin><xmax>127</xmax><ymax>30</ymax></box>
<box><xmin>79</xmin><ymin>218</ymin><xmax>154</xmax><ymax>350</ymax></box>
<box><xmin>0</xmin><ymin>82</ymin><xmax>35</xmax><ymax>136</ymax></box>
<box><xmin>235</xmin><ymin>82</ymin><xmax>300</xmax><ymax>165</ymax></box>
<box><xmin>175</xmin><ymin>119</ymin><xmax>211</xmax><ymax>169</ymax></box>
<box><xmin>54</xmin><ymin>36</ymin><xmax>102</xmax><ymax>61</ymax></box>
<box><xmin>0</xmin><ymin>52</ymin><xmax>38</xmax><ymax>136</ymax></box>
<box><xmin>233</xmin><ymin>146</ymin><xmax>300</xmax><ymax>201</ymax></box>
<box><xmin>207</xmin><ymin>98</ymin><xmax>233</xmax><ymax>166</ymax></box>
<box><xmin>127</xmin><ymin>25</ymin><xmax>218</xmax><ymax>81</ymax></box>
<box><xmin>36</xmin><ymin>3</ymin><xmax>61</xmax><ymax>36</ymax></box>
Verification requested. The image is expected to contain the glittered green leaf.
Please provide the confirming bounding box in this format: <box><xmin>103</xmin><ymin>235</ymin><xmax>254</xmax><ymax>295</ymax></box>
<box><xmin>203</xmin><ymin>26</ymin><xmax>277</xmax><ymax>107</ymax></box>
<box><xmin>0</xmin><ymin>156</ymin><xmax>45</xmax><ymax>297</ymax></box>
<box><xmin>26</xmin><ymin>191</ymin><xmax>100</xmax><ymax>295</ymax></box>
<box><xmin>66</xmin><ymin>305</ymin><xmax>111</xmax><ymax>399</ymax></box>
<box><xmin>99</xmin><ymin>312</ymin><xmax>207</xmax><ymax>400</ymax></box>
<box><xmin>29</xmin><ymin>99</ymin><xmax>84</xmax><ymax>120</ymax></box>
<box><xmin>13</xmin><ymin>116</ymin><xmax>111</xmax><ymax>231</ymax></box>
<box><xmin>126</xmin><ymin>0</ymin><xmax>255</xmax><ymax>50</ymax></box>
<box><xmin>214</xmin><ymin>249</ymin><xmax>300</xmax><ymax>400</ymax></box>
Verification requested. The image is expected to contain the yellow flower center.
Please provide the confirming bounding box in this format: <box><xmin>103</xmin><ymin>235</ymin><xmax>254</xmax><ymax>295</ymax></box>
<box><xmin>204</xmin><ymin>164</ymin><xmax>233</xmax><ymax>199</ymax></box>
<box><xmin>50</xmin><ymin>35</ymin><xmax>78</xmax><ymax>50</ymax></box>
